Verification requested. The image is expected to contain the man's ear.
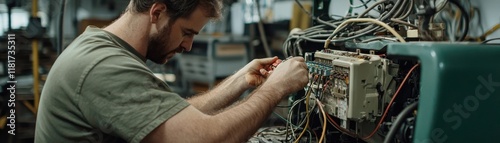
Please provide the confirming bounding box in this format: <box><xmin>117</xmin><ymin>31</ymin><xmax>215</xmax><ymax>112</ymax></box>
<box><xmin>149</xmin><ymin>2</ymin><xmax>167</xmax><ymax>24</ymax></box>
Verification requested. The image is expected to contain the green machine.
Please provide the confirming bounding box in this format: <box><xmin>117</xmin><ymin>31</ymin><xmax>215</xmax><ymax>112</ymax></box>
<box><xmin>387</xmin><ymin>43</ymin><xmax>500</xmax><ymax>142</ymax></box>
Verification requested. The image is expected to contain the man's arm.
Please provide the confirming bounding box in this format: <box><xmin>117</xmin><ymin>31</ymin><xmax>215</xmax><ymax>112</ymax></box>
<box><xmin>187</xmin><ymin>57</ymin><xmax>278</xmax><ymax>114</ymax></box>
<box><xmin>186</xmin><ymin>74</ymin><xmax>249</xmax><ymax>114</ymax></box>
<box><xmin>142</xmin><ymin>57</ymin><xmax>308</xmax><ymax>143</ymax></box>
<box><xmin>144</xmin><ymin>86</ymin><xmax>282</xmax><ymax>143</ymax></box>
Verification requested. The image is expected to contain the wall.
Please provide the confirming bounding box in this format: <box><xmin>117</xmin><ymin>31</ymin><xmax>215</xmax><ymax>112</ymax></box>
<box><xmin>475</xmin><ymin>0</ymin><xmax>500</xmax><ymax>39</ymax></box>
<box><xmin>40</xmin><ymin>0</ymin><xmax>128</xmax><ymax>45</ymax></box>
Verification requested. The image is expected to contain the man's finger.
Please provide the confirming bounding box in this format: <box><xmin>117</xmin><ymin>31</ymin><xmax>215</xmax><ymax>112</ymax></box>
<box><xmin>260</xmin><ymin>69</ymin><xmax>268</xmax><ymax>76</ymax></box>
<box><xmin>255</xmin><ymin>56</ymin><xmax>278</xmax><ymax>65</ymax></box>
<box><xmin>291</xmin><ymin>57</ymin><xmax>305</xmax><ymax>62</ymax></box>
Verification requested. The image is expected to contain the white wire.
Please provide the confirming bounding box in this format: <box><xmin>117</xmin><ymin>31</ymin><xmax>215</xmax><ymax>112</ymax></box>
<box><xmin>325</xmin><ymin>18</ymin><xmax>406</xmax><ymax>48</ymax></box>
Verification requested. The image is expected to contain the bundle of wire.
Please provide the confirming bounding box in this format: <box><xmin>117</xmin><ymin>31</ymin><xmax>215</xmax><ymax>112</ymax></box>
<box><xmin>430</xmin><ymin>0</ymin><xmax>471</xmax><ymax>41</ymax></box>
<box><xmin>284</xmin><ymin>0</ymin><xmax>415</xmax><ymax>57</ymax></box>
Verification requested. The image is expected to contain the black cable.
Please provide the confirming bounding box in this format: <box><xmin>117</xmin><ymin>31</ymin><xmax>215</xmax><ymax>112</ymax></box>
<box><xmin>473</xmin><ymin>7</ymin><xmax>485</xmax><ymax>34</ymax></box>
<box><xmin>481</xmin><ymin>38</ymin><xmax>500</xmax><ymax>44</ymax></box>
<box><xmin>294</xmin><ymin>0</ymin><xmax>314</xmax><ymax>18</ymax></box>
<box><xmin>350</xmin><ymin>0</ymin><xmax>403</xmax><ymax>37</ymax></box>
<box><xmin>359</xmin><ymin>0</ymin><xmax>370</xmax><ymax>9</ymax></box>
<box><xmin>383</xmin><ymin>102</ymin><xmax>419</xmax><ymax>143</ymax></box>
<box><xmin>254</xmin><ymin>0</ymin><xmax>272</xmax><ymax>57</ymax></box>
<box><xmin>57</xmin><ymin>0</ymin><xmax>67</xmax><ymax>55</ymax></box>
<box><xmin>289</xmin><ymin>0</ymin><xmax>400</xmax><ymax>47</ymax></box>
<box><xmin>448</xmin><ymin>0</ymin><xmax>469</xmax><ymax>41</ymax></box>
<box><xmin>289</xmin><ymin>0</ymin><xmax>406</xmax><ymax>49</ymax></box>
<box><xmin>6</xmin><ymin>0</ymin><xmax>15</xmax><ymax>31</ymax></box>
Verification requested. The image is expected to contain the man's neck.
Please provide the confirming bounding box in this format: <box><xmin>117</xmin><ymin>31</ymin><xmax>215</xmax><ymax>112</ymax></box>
<box><xmin>103</xmin><ymin>12</ymin><xmax>150</xmax><ymax>57</ymax></box>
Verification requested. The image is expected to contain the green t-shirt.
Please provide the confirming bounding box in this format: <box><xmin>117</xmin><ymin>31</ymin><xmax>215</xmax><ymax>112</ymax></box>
<box><xmin>35</xmin><ymin>26</ymin><xmax>189</xmax><ymax>143</ymax></box>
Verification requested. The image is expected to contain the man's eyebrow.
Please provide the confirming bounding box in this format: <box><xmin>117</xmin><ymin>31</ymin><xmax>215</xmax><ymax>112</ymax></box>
<box><xmin>185</xmin><ymin>28</ymin><xmax>199</xmax><ymax>35</ymax></box>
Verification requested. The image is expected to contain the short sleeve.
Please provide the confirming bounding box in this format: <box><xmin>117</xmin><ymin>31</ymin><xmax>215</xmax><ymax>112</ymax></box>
<box><xmin>78</xmin><ymin>55</ymin><xmax>189</xmax><ymax>143</ymax></box>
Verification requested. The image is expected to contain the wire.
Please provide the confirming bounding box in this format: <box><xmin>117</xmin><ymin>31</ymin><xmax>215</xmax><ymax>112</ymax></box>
<box><xmin>57</xmin><ymin>0</ymin><xmax>67</xmax><ymax>55</ymax></box>
<box><xmin>294</xmin><ymin>0</ymin><xmax>313</xmax><ymax>18</ymax></box>
<box><xmin>316</xmin><ymin>17</ymin><xmax>339</xmax><ymax>28</ymax></box>
<box><xmin>276</xmin><ymin>105</ymin><xmax>291</xmax><ymax>108</ymax></box>
<box><xmin>350</xmin><ymin>0</ymin><xmax>371</xmax><ymax>8</ymax></box>
<box><xmin>362</xmin><ymin>63</ymin><xmax>420</xmax><ymax>140</ymax></box>
<box><xmin>254</xmin><ymin>0</ymin><xmax>272</xmax><ymax>57</ymax></box>
<box><xmin>397</xmin><ymin>0</ymin><xmax>414</xmax><ymax>19</ymax></box>
<box><xmin>347</xmin><ymin>0</ymin><xmax>354</xmax><ymax>16</ymax></box>
<box><xmin>390</xmin><ymin>18</ymin><xmax>418</xmax><ymax>28</ymax></box>
<box><xmin>481</xmin><ymin>38</ymin><xmax>500</xmax><ymax>44</ymax></box>
<box><xmin>354</xmin><ymin>0</ymin><xmax>403</xmax><ymax>35</ymax></box>
<box><xmin>326</xmin><ymin>113</ymin><xmax>358</xmax><ymax>138</ymax></box>
<box><xmin>284</xmin><ymin>0</ymin><xmax>409</xmax><ymax>55</ymax></box>
<box><xmin>294</xmin><ymin>75</ymin><xmax>318</xmax><ymax>143</ymax></box>
<box><xmin>448</xmin><ymin>0</ymin><xmax>469</xmax><ymax>41</ymax></box>
<box><xmin>286</xmin><ymin>97</ymin><xmax>306</xmax><ymax>141</ymax></box>
<box><xmin>271</xmin><ymin>111</ymin><xmax>314</xmax><ymax>143</ymax></box>
<box><xmin>393</xmin><ymin>0</ymin><xmax>409</xmax><ymax>20</ymax></box>
<box><xmin>480</xmin><ymin>24</ymin><xmax>500</xmax><ymax>39</ymax></box>
<box><xmin>383</xmin><ymin>102</ymin><xmax>419</xmax><ymax>143</ymax></box>
<box><xmin>273</xmin><ymin>112</ymin><xmax>295</xmax><ymax>127</ymax></box>
<box><xmin>361</xmin><ymin>36</ymin><xmax>399</xmax><ymax>43</ymax></box>
<box><xmin>316</xmin><ymin>99</ymin><xmax>328</xmax><ymax>143</ymax></box>
<box><xmin>435</xmin><ymin>0</ymin><xmax>449</xmax><ymax>12</ymax></box>
<box><xmin>472</xmin><ymin>7</ymin><xmax>485</xmax><ymax>35</ymax></box>
<box><xmin>286</xmin><ymin>93</ymin><xmax>308</xmax><ymax>140</ymax></box>
<box><xmin>325</xmin><ymin>18</ymin><xmax>406</xmax><ymax>48</ymax></box>
<box><xmin>358</xmin><ymin>0</ymin><xmax>387</xmax><ymax>18</ymax></box>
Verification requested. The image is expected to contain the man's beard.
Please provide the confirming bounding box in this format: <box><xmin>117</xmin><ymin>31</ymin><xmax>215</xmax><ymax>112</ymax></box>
<box><xmin>146</xmin><ymin>23</ymin><xmax>172</xmax><ymax>64</ymax></box>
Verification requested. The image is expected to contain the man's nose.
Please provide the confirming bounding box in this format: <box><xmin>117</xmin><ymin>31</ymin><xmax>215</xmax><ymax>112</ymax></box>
<box><xmin>180</xmin><ymin>37</ymin><xmax>194</xmax><ymax>52</ymax></box>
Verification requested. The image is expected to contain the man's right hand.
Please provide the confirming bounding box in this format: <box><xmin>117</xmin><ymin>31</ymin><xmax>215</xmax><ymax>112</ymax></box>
<box><xmin>262</xmin><ymin>57</ymin><xmax>309</xmax><ymax>96</ymax></box>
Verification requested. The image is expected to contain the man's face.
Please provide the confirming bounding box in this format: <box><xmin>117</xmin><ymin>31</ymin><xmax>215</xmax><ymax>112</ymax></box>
<box><xmin>146</xmin><ymin>6</ymin><xmax>210</xmax><ymax>64</ymax></box>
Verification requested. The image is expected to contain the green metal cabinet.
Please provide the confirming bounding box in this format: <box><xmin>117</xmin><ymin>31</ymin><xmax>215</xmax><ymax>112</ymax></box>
<box><xmin>387</xmin><ymin>42</ymin><xmax>500</xmax><ymax>143</ymax></box>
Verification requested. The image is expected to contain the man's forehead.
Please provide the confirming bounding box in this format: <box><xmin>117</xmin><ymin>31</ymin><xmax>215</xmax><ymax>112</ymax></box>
<box><xmin>177</xmin><ymin>7</ymin><xmax>210</xmax><ymax>32</ymax></box>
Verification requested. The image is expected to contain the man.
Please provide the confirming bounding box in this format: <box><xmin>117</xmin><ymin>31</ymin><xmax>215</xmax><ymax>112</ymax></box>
<box><xmin>35</xmin><ymin>0</ymin><xmax>308</xmax><ymax>142</ymax></box>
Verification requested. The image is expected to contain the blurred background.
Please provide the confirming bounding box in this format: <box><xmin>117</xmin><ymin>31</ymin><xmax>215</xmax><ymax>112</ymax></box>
<box><xmin>0</xmin><ymin>0</ymin><xmax>499</xmax><ymax>142</ymax></box>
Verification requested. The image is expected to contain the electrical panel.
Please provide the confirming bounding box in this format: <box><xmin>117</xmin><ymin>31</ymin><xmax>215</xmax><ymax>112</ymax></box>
<box><xmin>305</xmin><ymin>49</ymin><xmax>397</xmax><ymax>127</ymax></box>
<box><xmin>250</xmin><ymin>0</ymin><xmax>500</xmax><ymax>142</ymax></box>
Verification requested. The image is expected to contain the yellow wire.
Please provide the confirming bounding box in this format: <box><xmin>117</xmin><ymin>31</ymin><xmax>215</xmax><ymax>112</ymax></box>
<box><xmin>23</xmin><ymin>101</ymin><xmax>37</xmax><ymax>114</ymax></box>
<box><xmin>482</xmin><ymin>24</ymin><xmax>500</xmax><ymax>38</ymax></box>
<box><xmin>325</xmin><ymin>18</ymin><xmax>406</xmax><ymax>48</ymax></box>
<box><xmin>294</xmin><ymin>76</ymin><xmax>318</xmax><ymax>143</ymax></box>
<box><xmin>294</xmin><ymin>85</ymin><xmax>312</xmax><ymax>143</ymax></box>
<box><xmin>32</xmin><ymin>0</ymin><xmax>38</xmax><ymax>16</ymax></box>
<box><xmin>32</xmin><ymin>0</ymin><xmax>40</xmax><ymax>115</ymax></box>
<box><xmin>0</xmin><ymin>115</ymin><xmax>6</xmax><ymax>129</ymax></box>
<box><xmin>316</xmin><ymin>99</ymin><xmax>327</xmax><ymax>143</ymax></box>
<box><xmin>32</xmin><ymin>40</ymin><xmax>40</xmax><ymax>115</ymax></box>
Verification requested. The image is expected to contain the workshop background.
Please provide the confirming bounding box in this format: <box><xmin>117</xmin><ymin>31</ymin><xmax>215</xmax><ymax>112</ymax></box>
<box><xmin>1</xmin><ymin>0</ymin><xmax>500</xmax><ymax>143</ymax></box>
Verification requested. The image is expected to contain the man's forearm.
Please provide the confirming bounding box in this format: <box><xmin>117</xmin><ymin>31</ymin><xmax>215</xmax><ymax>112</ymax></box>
<box><xmin>206</xmin><ymin>86</ymin><xmax>285</xmax><ymax>142</ymax></box>
<box><xmin>187</xmin><ymin>73</ymin><xmax>250</xmax><ymax>114</ymax></box>
<box><xmin>154</xmin><ymin>85</ymin><xmax>287</xmax><ymax>143</ymax></box>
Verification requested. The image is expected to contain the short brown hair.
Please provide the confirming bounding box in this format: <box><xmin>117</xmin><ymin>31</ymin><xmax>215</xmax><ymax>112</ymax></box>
<box><xmin>129</xmin><ymin>0</ymin><xmax>223</xmax><ymax>20</ymax></box>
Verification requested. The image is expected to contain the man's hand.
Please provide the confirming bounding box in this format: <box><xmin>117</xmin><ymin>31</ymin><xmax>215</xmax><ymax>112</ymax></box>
<box><xmin>261</xmin><ymin>57</ymin><xmax>309</xmax><ymax>96</ymax></box>
<box><xmin>234</xmin><ymin>56</ymin><xmax>279</xmax><ymax>88</ymax></box>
